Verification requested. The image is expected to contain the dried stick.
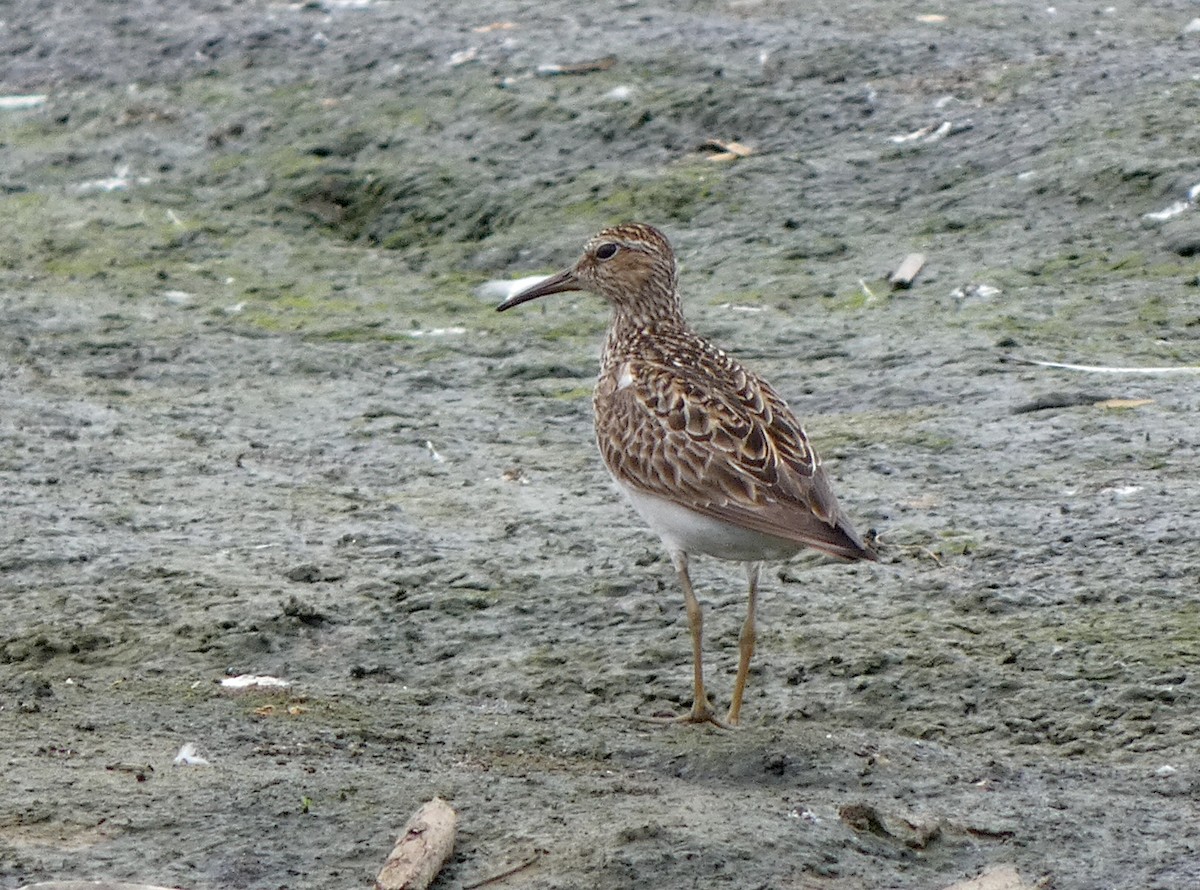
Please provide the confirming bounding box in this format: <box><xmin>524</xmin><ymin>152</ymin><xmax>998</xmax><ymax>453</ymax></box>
<box><xmin>889</xmin><ymin>253</ymin><xmax>925</xmax><ymax>289</ymax></box>
<box><xmin>1004</xmin><ymin>355</ymin><xmax>1200</xmax><ymax>374</ymax></box>
<box><xmin>462</xmin><ymin>850</ymin><xmax>544</xmax><ymax>889</ymax></box>
<box><xmin>375</xmin><ymin>797</ymin><xmax>458</xmax><ymax>890</ymax></box>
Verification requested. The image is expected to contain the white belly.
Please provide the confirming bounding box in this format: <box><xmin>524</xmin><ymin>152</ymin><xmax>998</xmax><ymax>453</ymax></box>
<box><xmin>615</xmin><ymin>481</ymin><xmax>801</xmax><ymax>563</ymax></box>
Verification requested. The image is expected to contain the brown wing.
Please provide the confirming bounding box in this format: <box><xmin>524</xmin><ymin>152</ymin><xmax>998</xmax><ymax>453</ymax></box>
<box><xmin>596</xmin><ymin>345</ymin><xmax>874</xmax><ymax>561</ymax></box>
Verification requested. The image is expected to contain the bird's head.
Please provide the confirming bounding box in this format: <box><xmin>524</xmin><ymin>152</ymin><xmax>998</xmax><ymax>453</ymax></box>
<box><xmin>496</xmin><ymin>223</ymin><xmax>679</xmax><ymax>318</ymax></box>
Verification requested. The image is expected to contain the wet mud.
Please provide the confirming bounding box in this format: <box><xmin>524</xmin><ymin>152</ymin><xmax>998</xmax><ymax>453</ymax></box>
<box><xmin>2</xmin><ymin>2</ymin><xmax>1199</xmax><ymax>888</ymax></box>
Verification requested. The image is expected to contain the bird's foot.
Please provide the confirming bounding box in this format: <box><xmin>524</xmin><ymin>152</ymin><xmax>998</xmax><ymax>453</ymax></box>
<box><xmin>638</xmin><ymin>700</ymin><xmax>737</xmax><ymax>730</ymax></box>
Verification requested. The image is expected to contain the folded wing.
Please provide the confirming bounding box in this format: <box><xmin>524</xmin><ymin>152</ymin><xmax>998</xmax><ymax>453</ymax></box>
<box><xmin>596</xmin><ymin>345</ymin><xmax>875</xmax><ymax>562</ymax></box>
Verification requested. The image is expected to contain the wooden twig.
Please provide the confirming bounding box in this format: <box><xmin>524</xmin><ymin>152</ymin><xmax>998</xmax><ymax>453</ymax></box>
<box><xmin>462</xmin><ymin>850</ymin><xmax>544</xmax><ymax>889</ymax></box>
<box><xmin>375</xmin><ymin>797</ymin><xmax>458</xmax><ymax>890</ymax></box>
<box><xmin>918</xmin><ymin>547</ymin><xmax>946</xmax><ymax>567</ymax></box>
<box><xmin>889</xmin><ymin>253</ymin><xmax>925</xmax><ymax>289</ymax></box>
<box><xmin>536</xmin><ymin>56</ymin><xmax>616</xmax><ymax>76</ymax></box>
<box><xmin>701</xmin><ymin>138</ymin><xmax>753</xmax><ymax>162</ymax></box>
<box><xmin>1004</xmin><ymin>355</ymin><xmax>1200</xmax><ymax>374</ymax></box>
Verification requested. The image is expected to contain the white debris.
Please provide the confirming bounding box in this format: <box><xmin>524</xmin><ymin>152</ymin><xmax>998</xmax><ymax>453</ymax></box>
<box><xmin>404</xmin><ymin>327</ymin><xmax>467</xmax><ymax>338</ymax></box>
<box><xmin>77</xmin><ymin>165</ymin><xmax>150</xmax><ymax>193</ymax></box>
<box><xmin>889</xmin><ymin>125</ymin><xmax>933</xmax><ymax>144</ymax></box>
<box><xmin>1184</xmin><ymin>18</ymin><xmax>1200</xmax><ymax>34</ymax></box>
<box><xmin>1142</xmin><ymin>201</ymin><xmax>1190</xmax><ymax>222</ymax></box>
<box><xmin>220</xmin><ymin>674</ymin><xmax>290</xmax><ymax>689</ymax></box>
<box><xmin>951</xmin><ymin>283</ymin><xmax>1001</xmax><ymax>301</ymax></box>
<box><xmin>787</xmin><ymin>807</ymin><xmax>820</xmax><ymax>823</ymax></box>
<box><xmin>425</xmin><ymin>440</ymin><xmax>446</xmax><ymax>463</ymax></box>
<box><xmin>0</xmin><ymin>94</ymin><xmax>48</xmax><ymax>110</ymax></box>
<box><xmin>161</xmin><ymin>290</ymin><xmax>193</xmax><ymax>306</ymax></box>
<box><xmin>472</xmin><ymin>22</ymin><xmax>517</xmax><ymax>33</ymax></box>
<box><xmin>448</xmin><ymin>46</ymin><xmax>479</xmax><ymax>67</ymax></box>
<box><xmin>1101</xmin><ymin>484</ymin><xmax>1142</xmax><ymax>498</ymax></box>
<box><xmin>1013</xmin><ymin>357</ymin><xmax>1200</xmax><ymax>374</ymax></box>
<box><xmin>173</xmin><ymin>743</ymin><xmax>210</xmax><ymax>766</ymax></box>
<box><xmin>1143</xmin><ymin>182</ymin><xmax>1200</xmax><ymax>221</ymax></box>
<box><xmin>888</xmin><ymin>120</ymin><xmax>970</xmax><ymax>144</ymax></box>
<box><xmin>1154</xmin><ymin>764</ymin><xmax>1178</xmax><ymax>777</ymax></box>
<box><xmin>604</xmin><ymin>85</ymin><xmax>635</xmax><ymax>102</ymax></box>
<box><xmin>475</xmin><ymin>274</ymin><xmax>552</xmax><ymax>302</ymax></box>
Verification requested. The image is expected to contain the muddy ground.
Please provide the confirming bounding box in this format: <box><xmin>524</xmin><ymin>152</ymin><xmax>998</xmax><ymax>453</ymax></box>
<box><xmin>2</xmin><ymin>1</ymin><xmax>1199</xmax><ymax>888</ymax></box>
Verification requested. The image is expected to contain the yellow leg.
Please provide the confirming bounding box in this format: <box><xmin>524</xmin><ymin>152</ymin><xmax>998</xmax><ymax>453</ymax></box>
<box><xmin>726</xmin><ymin>562</ymin><xmax>760</xmax><ymax>726</ymax></box>
<box><xmin>671</xmin><ymin>551</ymin><xmax>729</xmax><ymax>728</ymax></box>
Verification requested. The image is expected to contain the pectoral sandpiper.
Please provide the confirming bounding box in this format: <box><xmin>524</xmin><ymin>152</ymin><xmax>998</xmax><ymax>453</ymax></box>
<box><xmin>497</xmin><ymin>223</ymin><xmax>876</xmax><ymax>728</ymax></box>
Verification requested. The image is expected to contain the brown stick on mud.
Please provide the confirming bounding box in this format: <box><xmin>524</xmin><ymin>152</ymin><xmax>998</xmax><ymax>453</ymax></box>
<box><xmin>375</xmin><ymin>797</ymin><xmax>458</xmax><ymax>890</ymax></box>
<box><xmin>889</xmin><ymin>253</ymin><xmax>925</xmax><ymax>289</ymax></box>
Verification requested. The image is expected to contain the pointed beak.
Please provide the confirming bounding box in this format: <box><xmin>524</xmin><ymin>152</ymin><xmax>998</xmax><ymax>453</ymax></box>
<box><xmin>495</xmin><ymin>267</ymin><xmax>581</xmax><ymax>312</ymax></box>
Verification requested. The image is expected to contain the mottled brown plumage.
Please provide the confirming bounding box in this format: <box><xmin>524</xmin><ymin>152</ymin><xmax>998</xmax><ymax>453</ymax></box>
<box><xmin>497</xmin><ymin>223</ymin><xmax>875</xmax><ymax>727</ymax></box>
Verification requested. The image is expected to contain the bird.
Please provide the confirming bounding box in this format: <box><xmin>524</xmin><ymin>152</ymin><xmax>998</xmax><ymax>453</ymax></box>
<box><xmin>496</xmin><ymin>223</ymin><xmax>876</xmax><ymax>728</ymax></box>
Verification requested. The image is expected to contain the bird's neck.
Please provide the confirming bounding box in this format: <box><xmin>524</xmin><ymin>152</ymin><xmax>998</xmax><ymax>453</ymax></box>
<box><xmin>602</xmin><ymin>292</ymin><xmax>691</xmax><ymax>368</ymax></box>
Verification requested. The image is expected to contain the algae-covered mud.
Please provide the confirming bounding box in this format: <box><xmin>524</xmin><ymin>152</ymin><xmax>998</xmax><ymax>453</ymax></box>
<box><xmin>2</xmin><ymin>1</ymin><xmax>1199</xmax><ymax>888</ymax></box>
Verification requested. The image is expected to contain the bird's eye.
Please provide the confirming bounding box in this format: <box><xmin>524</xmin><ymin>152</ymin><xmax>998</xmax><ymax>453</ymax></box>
<box><xmin>595</xmin><ymin>242</ymin><xmax>619</xmax><ymax>260</ymax></box>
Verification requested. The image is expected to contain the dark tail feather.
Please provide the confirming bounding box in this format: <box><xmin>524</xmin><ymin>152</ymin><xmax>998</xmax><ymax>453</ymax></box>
<box><xmin>814</xmin><ymin>515</ymin><xmax>878</xmax><ymax>562</ymax></box>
